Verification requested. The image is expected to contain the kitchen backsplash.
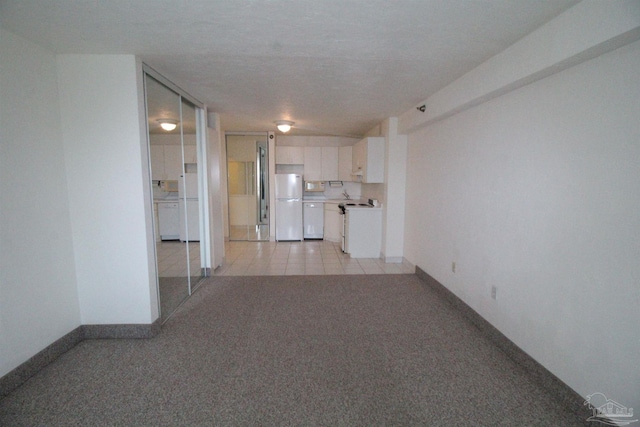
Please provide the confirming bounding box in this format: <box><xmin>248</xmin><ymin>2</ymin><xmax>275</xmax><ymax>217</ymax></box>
<box><xmin>361</xmin><ymin>183</ymin><xmax>384</xmax><ymax>206</ymax></box>
<box><xmin>304</xmin><ymin>181</ymin><xmax>362</xmax><ymax>200</ymax></box>
<box><xmin>152</xmin><ymin>180</ymin><xmax>178</xmax><ymax>199</ymax></box>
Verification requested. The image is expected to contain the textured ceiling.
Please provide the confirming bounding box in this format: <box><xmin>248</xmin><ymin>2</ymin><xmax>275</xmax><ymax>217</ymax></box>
<box><xmin>1</xmin><ymin>0</ymin><xmax>580</xmax><ymax>137</ymax></box>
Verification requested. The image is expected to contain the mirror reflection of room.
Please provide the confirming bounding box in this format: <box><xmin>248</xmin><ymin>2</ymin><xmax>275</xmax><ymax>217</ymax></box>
<box><xmin>226</xmin><ymin>134</ymin><xmax>269</xmax><ymax>241</ymax></box>
<box><xmin>228</xmin><ymin>161</ymin><xmax>255</xmax><ymax>197</ymax></box>
<box><xmin>146</xmin><ymin>74</ymin><xmax>203</xmax><ymax>322</ymax></box>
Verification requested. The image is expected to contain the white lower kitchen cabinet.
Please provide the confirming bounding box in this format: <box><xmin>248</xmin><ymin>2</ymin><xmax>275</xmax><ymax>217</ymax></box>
<box><xmin>323</xmin><ymin>202</ymin><xmax>342</xmax><ymax>242</ymax></box>
<box><xmin>345</xmin><ymin>207</ymin><xmax>382</xmax><ymax>258</ymax></box>
<box><xmin>179</xmin><ymin>199</ymin><xmax>200</xmax><ymax>242</ymax></box>
<box><xmin>157</xmin><ymin>201</ymin><xmax>180</xmax><ymax>240</ymax></box>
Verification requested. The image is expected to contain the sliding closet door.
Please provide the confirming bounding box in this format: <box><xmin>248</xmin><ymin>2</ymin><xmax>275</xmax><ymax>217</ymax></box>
<box><xmin>179</xmin><ymin>98</ymin><xmax>204</xmax><ymax>290</ymax></box>
<box><xmin>145</xmin><ymin>75</ymin><xmax>191</xmax><ymax>322</ymax></box>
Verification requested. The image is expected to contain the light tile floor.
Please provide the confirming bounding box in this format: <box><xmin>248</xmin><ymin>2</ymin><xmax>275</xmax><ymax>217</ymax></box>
<box><xmin>213</xmin><ymin>240</ymin><xmax>415</xmax><ymax>276</ymax></box>
<box><xmin>156</xmin><ymin>241</ymin><xmax>201</xmax><ymax>278</ymax></box>
<box><xmin>228</xmin><ymin>225</ymin><xmax>269</xmax><ymax>241</ymax></box>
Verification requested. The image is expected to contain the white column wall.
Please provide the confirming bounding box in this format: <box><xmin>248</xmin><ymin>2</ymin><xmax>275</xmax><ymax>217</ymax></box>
<box><xmin>205</xmin><ymin>111</ymin><xmax>225</xmax><ymax>269</ymax></box>
<box><xmin>0</xmin><ymin>30</ymin><xmax>81</xmax><ymax>377</ymax></box>
<box><xmin>404</xmin><ymin>39</ymin><xmax>640</xmax><ymax>412</ymax></box>
<box><xmin>268</xmin><ymin>133</ymin><xmax>276</xmax><ymax>241</ymax></box>
<box><xmin>381</xmin><ymin>118</ymin><xmax>407</xmax><ymax>262</ymax></box>
<box><xmin>57</xmin><ymin>55</ymin><xmax>157</xmax><ymax>324</ymax></box>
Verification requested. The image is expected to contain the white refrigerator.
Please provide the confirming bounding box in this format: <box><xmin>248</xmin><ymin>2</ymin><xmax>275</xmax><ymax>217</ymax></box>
<box><xmin>275</xmin><ymin>174</ymin><xmax>303</xmax><ymax>241</ymax></box>
<box><xmin>179</xmin><ymin>173</ymin><xmax>200</xmax><ymax>242</ymax></box>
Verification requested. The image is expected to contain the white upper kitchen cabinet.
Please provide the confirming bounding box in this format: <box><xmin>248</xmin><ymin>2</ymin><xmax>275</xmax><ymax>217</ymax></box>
<box><xmin>352</xmin><ymin>140</ymin><xmax>365</xmax><ymax>176</ymax></box>
<box><xmin>276</xmin><ymin>146</ymin><xmax>304</xmax><ymax>164</ymax></box>
<box><xmin>321</xmin><ymin>147</ymin><xmax>339</xmax><ymax>181</ymax></box>
<box><xmin>338</xmin><ymin>146</ymin><xmax>352</xmax><ymax>181</ymax></box>
<box><xmin>150</xmin><ymin>145</ymin><xmax>165</xmax><ymax>180</ymax></box>
<box><xmin>150</xmin><ymin>145</ymin><xmax>182</xmax><ymax>180</ymax></box>
<box><xmin>183</xmin><ymin>144</ymin><xmax>197</xmax><ymax>164</ymax></box>
<box><xmin>304</xmin><ymin>147</ymin><xmax>322</xmax><ymax>180</ymax></box>
<box><xmin>163</xmin><ymin>145</ymin><xmax>183</xmax><ymax>181</ymax></box>
<box><xmin>303</xmin><ymin>146</ymin><xmax>340</xmax><ymax>181</ymax></box>
<box><xmin>352</xmin><ymin>137</ymin><xmax>385</xmax><ymax>183</ymax></box>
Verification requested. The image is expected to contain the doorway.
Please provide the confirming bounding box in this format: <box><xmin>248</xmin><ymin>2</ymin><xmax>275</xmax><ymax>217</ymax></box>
<box><xmin>226</xmin><ymin>133</ymin><xmax>270</xmax><ymax>241</ymax></box>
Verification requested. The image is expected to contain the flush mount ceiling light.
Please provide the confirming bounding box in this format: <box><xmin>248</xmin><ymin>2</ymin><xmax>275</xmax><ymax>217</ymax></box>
<box><xmin>275</xmin><ymin>120</ymin><xmax>294</xmax><ymax>133</ymax></box>
<box><xmin>157</xmin><ymin>119</ymin><xmax>178</xmax><ymax>131</ymax></box>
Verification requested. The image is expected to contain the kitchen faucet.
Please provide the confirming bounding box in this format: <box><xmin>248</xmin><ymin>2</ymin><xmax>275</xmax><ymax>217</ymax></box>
<box><xmin>342</xmin><ymin>190</ymin><xmax>350</xmax><ymax>200</ymax></box>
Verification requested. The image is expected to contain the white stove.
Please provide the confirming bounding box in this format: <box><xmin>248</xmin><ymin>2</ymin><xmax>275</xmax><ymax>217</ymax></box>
<box><xmin>339</xmin><ymin>199</ymin><xmax>382</xmax><ymax>257</ymax></box>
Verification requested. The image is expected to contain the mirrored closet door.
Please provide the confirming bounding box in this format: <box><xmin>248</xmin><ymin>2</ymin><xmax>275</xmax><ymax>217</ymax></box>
<box><xmin>145</xmin><ymin>72</ymin><xmax>204</xmax><ymax>322</ymax></box>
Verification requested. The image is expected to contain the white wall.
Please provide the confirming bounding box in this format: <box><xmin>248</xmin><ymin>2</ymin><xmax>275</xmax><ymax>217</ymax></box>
<box><xmin>399</xmin><ymin>0</ymin><xmax>640</xmax><ymax>133</ymax></box>
<box><xmin>276</xmin><ymin>135</ymin><xmax>359</xmax><ymax>147</ymax></box>
<box><xmin>0</xmin><ymin>30</ymin><xmax>81</xmax><ymax>377</ymax></box>
<box><xmin>57</xmin><ymin>55</ymin><xmax>158</xmax><ymax>324</ymax></box>
<box><xmin>404</xmin><ymin>37</ymin><xmax>640</xmax><ymax>414</ymax></box>
<box><xmin>220</xmin><ymin>133</ymin><xmax>230</xmax><ymax>239</ymax></box>
<box><xmin>205</xmin><ymin>112</ymin><xmax>225</xmax><ymax>269</ymax></box>
<box><xmin>379</xmin><ymin>118</ymin><xmax>407</xmax><ymax>262</ymax></box>
<box><xmin>360</xmin><ymin>118</ymin><xmax>407</xmax><ymax>262</ymax></box>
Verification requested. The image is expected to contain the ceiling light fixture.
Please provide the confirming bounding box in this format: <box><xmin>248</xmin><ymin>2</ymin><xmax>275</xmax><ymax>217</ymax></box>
<box><xmin>157</xmin><ymin>119</ymin><xmax>178</xmax><ymax>131</ymax></box>
<box><xmin>275</xmin><ymin>120</ymin><xmax>294</xmax><ymax>133</ymax></box>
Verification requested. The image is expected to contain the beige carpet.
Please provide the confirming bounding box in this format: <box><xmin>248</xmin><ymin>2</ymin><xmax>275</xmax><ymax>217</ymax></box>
<box><xmin>0</xmin><ymin>274</ymin><xmax>588</xmax><ymax>426</ymax></box>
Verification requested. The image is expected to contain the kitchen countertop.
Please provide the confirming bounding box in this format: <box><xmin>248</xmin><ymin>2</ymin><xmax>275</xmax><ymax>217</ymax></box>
<box><xmin>302</xmin><ymin>198</ymin><xmax>347</xmax><ymax>203</ymax></box>
<box><xmin>303</xmin><ymin>198</ymin><xmax>382</xmax><ymax>209</ymax></box>
<box><xmin>302</xmin><ymin>196</ymin><xmax>368</xmax><ymax>202</ymax></box>
<box><xmin>344</xmin><ymin>203</ymin><xmax>382</xmax><ymax>210</ymax></box>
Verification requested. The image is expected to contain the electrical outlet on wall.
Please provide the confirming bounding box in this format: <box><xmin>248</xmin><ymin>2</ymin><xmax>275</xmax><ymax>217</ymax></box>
<box><xmin>452</xmin><ymin>262</ymin><xmax>456</xmax><ymax>273</ymax></box>
<box><xmin>491</xmin><ymin>286</ymin><xmax>497</xmax><ymax>300</ymax></box>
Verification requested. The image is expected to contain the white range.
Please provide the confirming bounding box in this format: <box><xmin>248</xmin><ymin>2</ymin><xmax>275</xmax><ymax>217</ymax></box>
<box><xmin>340</xmin><ymin>201</ymin><xmax>383</xmax><ymax>258</ymax></box>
